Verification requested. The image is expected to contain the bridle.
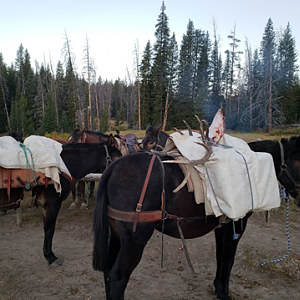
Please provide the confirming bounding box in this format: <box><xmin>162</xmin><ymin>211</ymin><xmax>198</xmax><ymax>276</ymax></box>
<box><xmin>278</xmin><ymin>142</ymin><xmax>300</xmax><ymax>194</ymax></box>
<box><xmin>76</xmin><ymin>130</ymin><xmax>115</xmax><ymax>169</ymax></box>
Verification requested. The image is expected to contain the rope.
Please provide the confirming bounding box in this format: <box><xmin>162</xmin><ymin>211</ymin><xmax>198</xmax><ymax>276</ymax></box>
<box><xmin>20</xmin><ymin>143</ymin><xmax>37</xmax><ymax>189</ymax></box>
<box><xmin>260</xmin><ymin>186</ymin><xmax>291</xmax><ymax>267</ymax></box>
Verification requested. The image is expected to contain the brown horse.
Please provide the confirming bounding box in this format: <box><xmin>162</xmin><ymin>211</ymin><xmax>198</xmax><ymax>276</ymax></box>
<box><xmin>67</xmin><ymin>128</ymin><xmax>143</xmax><ymax>209</ymax></box>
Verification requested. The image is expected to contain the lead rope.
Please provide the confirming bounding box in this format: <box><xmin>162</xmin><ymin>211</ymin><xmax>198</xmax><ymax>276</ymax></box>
<box><xmin>260</xmin><ymin>186</ymin><xmax>290</xmax><ymax>266</ymax></box>
<box><xmin>20</xmin><ymin>143</ymin><xmax>37</xmax><ymax>189</ymax></box>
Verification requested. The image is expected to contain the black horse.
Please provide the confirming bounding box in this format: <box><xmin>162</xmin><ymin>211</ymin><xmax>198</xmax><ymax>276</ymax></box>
<box><xmin>93</xmin><ymin>133</ymin><xmax>300</xmax><ymax>300</ymax></box>
<box><xmin>248</xmin><ymin>136</ymin><xmax>300</xmax><ymax>206</ymax></box>
<box><xmin>1</xmin><ymin>135</ymin><xmax>121</xmax><ymax>266</ymax></box>
<box><xmin>142</xmin><ymin>123</ymin><xmax>169</xmax><ymax>151</ymax></box>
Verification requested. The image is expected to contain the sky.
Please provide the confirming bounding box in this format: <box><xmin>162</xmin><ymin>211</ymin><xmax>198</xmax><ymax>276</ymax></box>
<box><xmin>1</xmin><ymin>0</ymin><xmax>300</xmax><ymax>82</ymax></box>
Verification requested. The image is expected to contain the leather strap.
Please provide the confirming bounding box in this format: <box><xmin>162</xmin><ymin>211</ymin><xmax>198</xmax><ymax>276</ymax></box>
<box><xmin>133</xmin><ymin>154</ymin><xmax>157</xmax><ymax>232</ymax></box>
<box><xmin>107</xmin><ymin>204</ymin><xmax>179</xmax><ymax>223</ymax></box>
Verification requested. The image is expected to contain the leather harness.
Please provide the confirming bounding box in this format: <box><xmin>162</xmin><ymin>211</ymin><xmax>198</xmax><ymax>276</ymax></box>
<box><xmin>107</xmin><ymin>154</ymin><xmax>183</xmax><ymax>232</ymax></box>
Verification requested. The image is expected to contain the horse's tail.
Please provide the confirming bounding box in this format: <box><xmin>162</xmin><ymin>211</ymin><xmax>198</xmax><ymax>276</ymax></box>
<box><xmin>93</xmin><ymin>164</ymin><xmax>113</xmax><ymax>271</ymax></box>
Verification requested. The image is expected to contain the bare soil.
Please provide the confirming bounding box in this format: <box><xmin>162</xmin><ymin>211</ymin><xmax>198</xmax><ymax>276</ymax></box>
<box><xmin>1</xmin><ymin>195</ymin><xmax>300</xmax><ymax>300</ymax></box>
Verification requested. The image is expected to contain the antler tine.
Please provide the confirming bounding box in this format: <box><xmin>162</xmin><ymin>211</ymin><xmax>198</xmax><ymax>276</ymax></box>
<box><xmin>195</xmin><ymin>115</ymin><xmax>204</xmax><ymax>138</ymax></box>
<box><xmin>202</xmin><ymin>120</ymin><xmax>210</xmax><ymax>141</ymax></box>
<box><xmin>191</xmin><ymin>142</ymin><xmax>213</xmax><ymax>165</ymax></box>
<box><xmin>173</xmin><ymin>127</ymin><xmax>184</xmax><ymax>135</ymax></box>
<box><xmin>183</xmin><ymin>120</ymin><xmax>193</xmax><ymax>136</ymax></box>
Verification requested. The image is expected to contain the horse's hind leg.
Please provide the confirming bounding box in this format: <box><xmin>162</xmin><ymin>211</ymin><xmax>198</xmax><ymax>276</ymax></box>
<box><xmin>214</xmin><ymin>216</ymin><xmax>250</xmax><ymax>300</ymax></box>
<box><xmin>107</xmin><ymin>225</ymin><xmax>154</xmax><ymax>300</ymax></box>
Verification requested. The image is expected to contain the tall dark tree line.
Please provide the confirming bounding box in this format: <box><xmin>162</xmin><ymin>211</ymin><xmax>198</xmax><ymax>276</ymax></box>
<box><xmin>0</xmin><ymin>4</ymin><xmax>299</xmax><ymax>135</ymax></box>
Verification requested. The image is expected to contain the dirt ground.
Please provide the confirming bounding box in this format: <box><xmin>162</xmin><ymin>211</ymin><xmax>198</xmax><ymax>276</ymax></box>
<box><xmin>1</xmin><ymin>195</ymin><xmax>300</xmax><ymax>300</ymax></box>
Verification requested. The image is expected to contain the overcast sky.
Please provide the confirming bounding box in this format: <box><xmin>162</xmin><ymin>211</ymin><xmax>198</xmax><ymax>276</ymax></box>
<box><xmin>1</xmin><ymin>0</ymin><xmax>299</xmax><ymax>81</ymax></box>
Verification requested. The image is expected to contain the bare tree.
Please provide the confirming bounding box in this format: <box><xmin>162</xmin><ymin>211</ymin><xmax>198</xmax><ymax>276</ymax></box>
<box><xmin>0</xmin><ymin>56</ymin><xmax>10</xmax><ymax>131</ymax></box>
<box><xmin>226</xmin><ymin>23</ymin><xmax>243</xmax><ymax>111</ymax></box>
<box><xmin>49</xmin><ymin>53</ymin><xmax>59</xmax><ymax>128</ymax></box>
<box><xmin>61</xmin><ymin>30</ymin><xmax>76</xmax><ymax>70</ymax></box>
<box><xmin>133</xmin><ymin>40</ymin><xmax>141</xmax><ymax>130</ymax></box>
<box><xmin>244</xmin><ymin>38</ymin><xmax>253</xmax><ymax>130</ymax></box>
<box><xmin>82</xmin><ymin>35</ymin><xmax>95</xmax><ymax>129</ymax></box>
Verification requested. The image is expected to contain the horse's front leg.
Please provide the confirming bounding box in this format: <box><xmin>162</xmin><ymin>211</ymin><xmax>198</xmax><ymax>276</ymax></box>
<box><xmin>107</xmin><ymin>223</ymin><xmax>155</xmax><ymax>300</ymax></box>
<box><xmin>214</xmin><ymin>215</ymin><xmax>250</xmax><ymax>300</ymax></box>
<box><xmin>42</xmin><ymin>190</ymin><xmax>62</xmax><ymax>266</ymax></box>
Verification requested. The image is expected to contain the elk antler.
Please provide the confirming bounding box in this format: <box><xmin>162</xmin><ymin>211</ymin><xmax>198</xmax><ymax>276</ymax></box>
<box><xmin>163</xmin><ymin>139</ymin><xmax>213</xmax><ymax>193</ymax></box>
<box><xmin>202</xmin><ymin>120</ymin><xmax>210</xmax><ymax>141</ymax></box>
<box><xmin>173</xmin><ymin>127</ymin><xmax>184</xmax><ymax>135</ymax></box>
<box><xmin>195</xmin><ymin>115</ymin><xmax>204</xmax><ymax>137</ymax></box>
<box><xmin>183</xmin><ymin>120</ymin><xmax>193</xmax><ymax>136</ymax></box>
<box><xmin>195</xmin><ymin>115</ymin><xmax>209</xmax><ymax>141</ymax></box>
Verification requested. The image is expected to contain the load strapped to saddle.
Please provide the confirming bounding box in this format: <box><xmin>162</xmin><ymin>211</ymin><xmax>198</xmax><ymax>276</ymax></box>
<box><xmin>163</xmin><ymin>109</ymin><xmax>280</xmax><ymax>221</ymax></box>
<box><xmin>0</xmin><ymin>136</ymin><xmax>71</xmax><ymax>209</ymax></box>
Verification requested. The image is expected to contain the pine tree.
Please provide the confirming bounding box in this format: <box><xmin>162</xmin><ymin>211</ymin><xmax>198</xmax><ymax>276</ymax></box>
<box><xmin>40</xmin><ymin>92</ymin><xmax>57</xmax><ymax>134</ymax></box>
<box><xmin>260</xmin><ymin>18</ymin><xmax>277</xmax><ymax>131</ymax></box>
<box><xmin>194</xmin><ymin>30</ymin><xmax>211</xmax><ymax>121</ymax></box>
<box><xmin>210</xmin><ymin>22</ymin><xmax>223</xmax><ymax>117</ymax></box>
<box><xmin>164</xmin><ymin>33</ymin><xmax>178</xmax><ymax>130</ymax></box>
<box><xmin>176</xmin><ymin>19</ymin><xmax>194</xmax><ymax>127</ymax></box>
<box><xmin>100</xmin><ymin>105</ymin><xmax>109</xmax><ymax>132</ymax></box>
<box><xmin>277</xmin><ymin>23</ymin><xmax>298</xmax><ymax>93</ymax></box>
<box><xmin>59</xmin><ymin>110</ymin><xmax>70</xmax><ymax>133</ymax></box>
<box><xmin>0</xmin><ymin>53</ymin><xmax>10</xmax><ymax>132</ymax></box>
<box><xmin>65</xmin><ymin>59</ymin><xmax>77</xmax><ymax>129</ymax></box>
<box><xmin>151</xmin><ymin>1</ymin><xmax>171</xmax><ymax>126</ymax></box>
<box><xmin>140</xmin><ymin>40</ymin><xmax>153</xmax><ymax>128</ymax></box>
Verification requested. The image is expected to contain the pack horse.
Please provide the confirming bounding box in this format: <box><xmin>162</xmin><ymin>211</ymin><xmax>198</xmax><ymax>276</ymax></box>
<box><xmin>93</xmin><ymin>117</ymin><xmax>300</xmax><ymax>300</ymax></box>
<box><xmin>0</xmin><ymin>135</ymin><xmax>121</xmax><ymax>265</ymax></box>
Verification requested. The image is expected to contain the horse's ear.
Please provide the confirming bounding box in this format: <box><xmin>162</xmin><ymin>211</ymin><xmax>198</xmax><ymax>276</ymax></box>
<box><xmin>152</xmin><ymin>124</ymin><xmax>162</xmax><ymax>137</ymax></box>
<box><xmin>108</xmin><ymin>134</ymin><xmax>117</xmax><ymax>148</ymax></box>
<box><xmin>146</xmin><ymin>124</ymin><xmax>153</xmax><ymax>133</ymax></box>
<box><xmin>78</xmin><ymin>128</ymin><xmax>85</xmax><ymax>135</ymax></box>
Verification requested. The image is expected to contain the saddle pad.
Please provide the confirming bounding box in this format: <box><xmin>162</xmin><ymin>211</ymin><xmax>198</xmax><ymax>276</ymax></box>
<box><xmin>164</xmin><ymin>131</ymin><xmax>280</xmax><ymax>220</ymax></box>
<box><xmin>0</xmin><ymin>136</ymin><xmax>71</xmax><ymax>193</ymax></box>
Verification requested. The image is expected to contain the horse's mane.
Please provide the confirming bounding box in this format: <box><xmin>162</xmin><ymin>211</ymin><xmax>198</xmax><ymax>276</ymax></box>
<box><xmin>84</xmin><ymin>129</ymin><xmax>109</xmax><ymax>138</ymax></box>
<box><xmin>62</xmin><ymin>141</ymin><xmax>107</xmax><ymax>150</ymax></box>
<box><xmin>70</xmin><ymin>129</ymin><xmax>80</xmax><ymax>141</ymax></box>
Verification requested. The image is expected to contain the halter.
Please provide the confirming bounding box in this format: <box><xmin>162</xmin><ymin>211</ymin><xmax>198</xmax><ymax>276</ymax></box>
<box><xmin>278</xmin><ymin>142</ymin><xmax>300</xmax><ymax>194</ymax></box>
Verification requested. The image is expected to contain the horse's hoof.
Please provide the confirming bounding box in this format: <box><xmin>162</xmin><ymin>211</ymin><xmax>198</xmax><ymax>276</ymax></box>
<box><xmin>80</xmin><ymin>203</ymin><xmax>87</xmax><ymax>209</ymax></box>
<box><xmin>50</xmin><ymin>259</ymin><xmax>62</xmax><ymax>267</ymax></box>
<box><xmin>69</xmin><ymin>202</ymin><xmax>77</xmax><ymax>210</ymax></box>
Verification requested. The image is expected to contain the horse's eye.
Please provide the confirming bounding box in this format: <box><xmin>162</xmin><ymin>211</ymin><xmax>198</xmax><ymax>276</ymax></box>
<box><xmin>149</xmin><ymin>141</ymin><xmax>155</xmax><ymax>145</ymax></box>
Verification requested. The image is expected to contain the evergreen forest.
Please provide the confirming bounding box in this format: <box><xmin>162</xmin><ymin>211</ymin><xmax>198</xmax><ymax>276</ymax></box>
<box><xmin>0</xmin><ymin>1</ymin><xmax>299</xmax><ymax>136</ymax></box>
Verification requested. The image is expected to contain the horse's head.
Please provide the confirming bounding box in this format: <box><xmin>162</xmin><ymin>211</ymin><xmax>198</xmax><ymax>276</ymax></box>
<box><xmin>281</xmin><ymin>136</ymin><xmax>300</xmax><ymax>206</ymax></box>
<box><xmin>9</xmin><ymin>132</ymin><xmax>24</xmax><ymax>143</ymax></box>
<box><xmin>61</xmin><ymin>134</ymin><xmax>122</xmax><ymax>178</ymax></box>
<box><xmin>67</xmin><ymin>128</ymin><xmax>84</xmax><ymax>143</ymax></box>
<box><xmin>107</xmin><ymin>134</ymin><xmax>123</xmax><ymax>162</ymax></box>
<box><xmin>142</xmin><ymin>124</ymin><xmax>167</xmax><ymax>152</ymax></box>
